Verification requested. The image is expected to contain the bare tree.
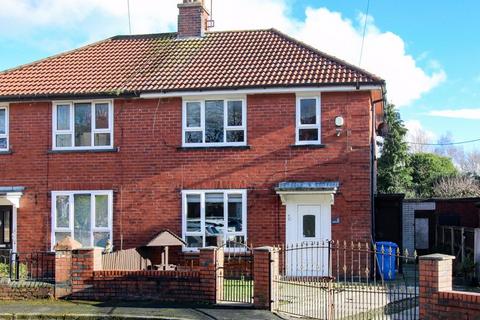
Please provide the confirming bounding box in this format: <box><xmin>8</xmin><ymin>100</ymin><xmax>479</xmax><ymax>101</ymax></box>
<box><xmin>435</xmin><ymin>132</ymin><xmax>463</xmax><ymax>161</ymax></box>
<box><xmin>406</xmin><ymin>127</ymin><xmax>433</xmax><ymax>153</ymax></box>
<box><xmin>433</xmin><ymin>175</ymin><xmax>480</xmax><ymax>198</ymax></box>
<box><xmin>457</xmin><ymin>149</ymin><xmax>480</xmax><ymax>175</ymax></box>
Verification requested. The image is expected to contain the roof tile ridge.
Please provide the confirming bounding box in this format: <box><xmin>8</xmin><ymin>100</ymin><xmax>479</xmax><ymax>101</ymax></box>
<box><xmin>111</xmin><ymin>32</ymin><xmax>177</xmax><ymax>40</ymax></box>
<box><xmin>269</xmin><ymin>28</ymin><xmax>384</xmax><ymax>83</ymax></box>
<box><xmin>205</xmin><ymin>28</ymin><xmax>272</xmax><ymax>35</ymax></box>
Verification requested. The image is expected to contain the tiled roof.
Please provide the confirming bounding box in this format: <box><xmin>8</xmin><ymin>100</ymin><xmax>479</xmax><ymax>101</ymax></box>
<box><xmin>0</xmin><ymin>29</ymin><xmax>383</xmax><ymax>100</ymax></box>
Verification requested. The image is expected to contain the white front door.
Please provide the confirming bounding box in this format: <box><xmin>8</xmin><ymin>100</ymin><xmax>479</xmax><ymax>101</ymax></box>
<box><xmin>285</xmin><ymin>197</ymin><xmax>332</xmax><ymax>277</ymax></box>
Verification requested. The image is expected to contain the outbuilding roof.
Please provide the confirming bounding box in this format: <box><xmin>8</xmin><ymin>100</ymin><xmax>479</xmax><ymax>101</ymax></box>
<box><xmin>145</xmin><ymin>230</ymin><xmax>186</xmax><ymax>247</ymax></box>
<box><xmin>0</xmin><ymin>29</ymin><xmax>383</xmax><ymax>101</ymax></box>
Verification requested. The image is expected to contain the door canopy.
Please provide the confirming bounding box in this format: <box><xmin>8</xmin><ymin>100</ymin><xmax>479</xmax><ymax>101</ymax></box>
<box><xmin>275</xmin><ymin>181</ymin><xmax>339</xmax><ymax>205</ymax></box>
<box><xmin>0</xmin><ymin>187</ymin><xmax>25</xmax><ymax>208</ymax></box>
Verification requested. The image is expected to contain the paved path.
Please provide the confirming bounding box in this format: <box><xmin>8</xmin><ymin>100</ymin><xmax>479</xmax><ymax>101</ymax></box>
<box><xmin>0</xmin><ymin>300</ymin><xmax>283</xmax><ymax>320</ymax></box>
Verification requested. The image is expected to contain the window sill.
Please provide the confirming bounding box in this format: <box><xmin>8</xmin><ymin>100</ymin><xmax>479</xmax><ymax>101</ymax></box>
<box><xmin>0</xmin><ymin>150</ymin><xmax>13</xmax><ymax>155</ymax></box>
<box><xmin>291</xmin><ymin>144</ymin><xmax>326</xmax><ymax>149</ymax></box>
<box><xmin>48</xmin><ymin>147</ymin><xmax>119</xmax><ymax>154</ymax></box>
<box><xmin>177</xmin><ymin>145</ymin><xmax>251</xmax><ymax>151</ymax></box>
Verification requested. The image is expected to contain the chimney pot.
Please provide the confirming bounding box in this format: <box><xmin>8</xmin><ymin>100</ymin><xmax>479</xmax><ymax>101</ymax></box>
<box><xmin>177</xmin><ymin>0</ymin><xmax>210</xmax><ymax>38</ymax></box>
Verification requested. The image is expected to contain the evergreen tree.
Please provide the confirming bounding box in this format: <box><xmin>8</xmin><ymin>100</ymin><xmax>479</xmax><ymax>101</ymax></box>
<box><xmin>377</xmin><ymin>104</ymin><xmax>412</xmax><ymax>194</ymax></box>
<box><xmin>410</xmin><ymin>152</ymin><xmax>458</xmax><ymax>198</ymax></box>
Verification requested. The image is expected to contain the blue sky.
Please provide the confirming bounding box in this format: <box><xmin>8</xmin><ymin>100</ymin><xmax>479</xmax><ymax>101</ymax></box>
<box><xmin>1</xmin><ymin>0</ymin><xmax>478</xmax><ymax>150</ymax></box>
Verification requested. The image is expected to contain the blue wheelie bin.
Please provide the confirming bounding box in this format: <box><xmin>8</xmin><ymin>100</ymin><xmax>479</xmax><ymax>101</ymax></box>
<box><xmin>375</xmin><ymin>241</ymin><xmax>398</xmax><ymax>280</ymax></box>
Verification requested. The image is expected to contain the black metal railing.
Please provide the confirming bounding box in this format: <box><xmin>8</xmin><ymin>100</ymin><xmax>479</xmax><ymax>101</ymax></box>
<box><xmin>0</xmin><ymin>250</ymin><xmax>55</xmax><ymax>283</ymax></box>
<box><xmin>273</xmin><ymin>241</ymin><xmax>419</xmax><ymax>320</ymax></box>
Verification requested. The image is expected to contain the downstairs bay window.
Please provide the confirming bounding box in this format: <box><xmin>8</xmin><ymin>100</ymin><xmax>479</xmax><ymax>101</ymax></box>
<box><xmin>51</xmin><ymin>191</ymin><xmax>113</xmax><ymax>250</ymax></box>
<box><xmin>182</xmin><ymin>190</ymin><xmax>247</xmax><ymax>250</ymax></box>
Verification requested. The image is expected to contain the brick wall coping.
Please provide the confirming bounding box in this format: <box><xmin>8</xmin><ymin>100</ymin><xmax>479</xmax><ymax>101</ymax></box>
<box><xmin>439</xmin><ymin>290</ymin><xmax>480</xmax><ymax>300</ymax></box>
<box><xmin>419</xmin><ymin>254</ymin><xmax>455</xmax><ymax>261</ymax></box>
<box><xmin>55</xmin><ymin>246</ymin><xmax>100</xmax><ymax>252</ymax></box>
<box><xmin>200</xmin><ymin>247</ymin><xmax>217</xmax><ymax>251</ymax></box>
<box><xmin>93</xmin><ymin>270</ymin><xmax>199</xmax><ymax>278</ymax></box>
<box><xmin>254</xmin><ymin>246</ymin><xmax>276</xmax><ymax>252</ymax></box>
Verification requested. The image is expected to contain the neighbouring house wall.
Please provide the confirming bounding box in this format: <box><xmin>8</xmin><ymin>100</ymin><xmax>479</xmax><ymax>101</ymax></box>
<box><xmin>419</xmin><ymin>254</ymin><xmax>480</xmax><ymax>319</ymax></box>
<box><xmin>402</xmin><ymin>201</ymin><xmax>435</xmax><ymax>254</ymax></box>
<box><xmin>435</xmin><ymin>198</ymin><xmax>480</xmax><ymax>228</ymax></box>
<box><xmin>1</xmin><ymin>91</ymin><xmax>374</xmax><ymax>254</ymax></box>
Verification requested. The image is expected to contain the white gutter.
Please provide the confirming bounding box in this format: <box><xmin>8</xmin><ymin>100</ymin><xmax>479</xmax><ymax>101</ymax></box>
<box><xmin>140</xmin><ymin>85</ymin><xmax>383</xmax><ymax>99</ymax></box>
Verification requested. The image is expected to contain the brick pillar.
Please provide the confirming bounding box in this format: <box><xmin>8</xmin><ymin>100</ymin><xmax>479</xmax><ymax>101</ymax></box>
<box><xmin>419</xmin><ymin>254</ymin><xmax>455</xmax><ymax>319</ymax></box>
<box><xmin>71</xmin><ymin>249</ymin><xmax>95</xmax><ymax>299</ymax></box>
<box><xmin>199</xmin><ymin>247</ymin><xmax>224</xmax><ymax>304</ymax></box>
<box><xmin>54</xmin><ymin>249</ymin><xmax>73</xmax><ymax>298</ymax></box>
<box><xmin>54</xmin><ymin>237</ymin><xmax>82</xmax><ymax>299</ymax></box>
<box><xmin>70</xmin><ymin>248</ymin><xmax>104</xmax><ymax>299</ymax></box>
<box><xmin>253</xmin><ymin>246</ymin><xmax>279</xmax><ymax>310</ymax></box>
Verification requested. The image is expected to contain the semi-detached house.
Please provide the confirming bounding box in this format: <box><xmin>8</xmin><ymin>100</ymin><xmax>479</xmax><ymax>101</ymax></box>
<box><xmin>0</xmin><ymin>0</ymin><xmax>385</xmax><ymax>261</ymax></box>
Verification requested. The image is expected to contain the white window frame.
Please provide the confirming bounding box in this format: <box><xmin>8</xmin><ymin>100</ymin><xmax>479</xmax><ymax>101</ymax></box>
<box><xmin>52</xmin><ymin>100</ymin><xmax>114</xmax><ymax>150</ymax></box>
<box><xmin>182</xmin><ymin>189</ymin><xmax>247</xmax><ymax>252</ymax></box>
<box><xmin>182</xmin><ymin>97</ymin><xmax>247</xmax><ymax>147</ymax></box>
<box><xmin>51</xmin><ymin>190</ymin><xmax>113</xmax><ymax>251</ymax></box>
<box><xmin>0</xmin><ymin>105</ymin><xmax>9</xmax><ymax>151</ymax></box>
<box><xmin>295</xmin><ymin>95</ymin><xmax>321</xmax><ymax>145</ymax></box>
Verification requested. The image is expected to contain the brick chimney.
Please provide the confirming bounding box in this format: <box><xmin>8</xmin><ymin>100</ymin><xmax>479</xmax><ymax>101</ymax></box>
<box><xmin>177</xmin><ymin>0</ymin><xmax>210</xmax><ymax>38</ymax></box>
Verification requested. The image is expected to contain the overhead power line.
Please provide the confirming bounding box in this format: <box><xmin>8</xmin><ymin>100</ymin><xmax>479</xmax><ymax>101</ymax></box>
<box><xmin>358</xmin><ymin>0</ymin><xmax>370</xmax><ymax>67</ymax></box>
<box><xmin>406</xmin><ymin>138</ymin><xmax>480</xmax><ymax>146</ymax></box>
<box><xmin>127</xmin><ymin>0</ymin><xmax>132</xmax><ymax>35</ymax></box>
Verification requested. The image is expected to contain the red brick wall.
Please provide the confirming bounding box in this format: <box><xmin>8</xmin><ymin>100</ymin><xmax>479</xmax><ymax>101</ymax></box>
<box><xmin>2</xmin><ymin>91</ymin><xmax>374</xmax><ymax>253</ymax></box>
<box><xmin>0</xmin><ymin>283</ymin><xmax>53</xmax><ymax>300</ymax></box>
<box><xmin>91</xmin><ymin>270</ymin><xmax>202</xmax><ymax>302</ymax></box>
<box><xmin>419</xmin><ymin>254</ymin><xmax>480</xmax><ymax>319</ymax></box>
<box><xmin>58</xmin><ymin>248</ymin><xmax>220</xmax><ymax>303</ymax></box>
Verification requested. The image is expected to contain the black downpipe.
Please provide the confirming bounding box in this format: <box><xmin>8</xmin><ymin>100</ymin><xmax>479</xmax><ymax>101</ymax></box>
<box><xmin>370</xmin><ymin>87</ymin><xmax>387</xmax><ymax>244</ymax></box>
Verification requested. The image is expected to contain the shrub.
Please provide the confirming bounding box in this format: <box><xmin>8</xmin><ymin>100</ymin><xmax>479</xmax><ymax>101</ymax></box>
<box><xmin>0</xmin><ymin>262</ymin><xmax>29</xmax><ymax>280</ymax></box>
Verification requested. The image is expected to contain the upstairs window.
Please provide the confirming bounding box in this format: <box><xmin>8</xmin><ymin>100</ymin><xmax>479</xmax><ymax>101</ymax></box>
<box><xmin>296</xmin><ymin>96</ymin><xmax>321</xmax><ymax>145</ymax></box>
<box><xmin>0</xmin><ymin>106</ymin><xmax>8</xmax><ymax>151</ymax></box>
<box><xmin>53</xmin><ymin>101</ymin><xmax>113</xmax><ymax>150</ymax></box>
<box><xmin>183</xmin><ymin>98</ymin><xmax>246</xmax><ymax>147</ymax></box>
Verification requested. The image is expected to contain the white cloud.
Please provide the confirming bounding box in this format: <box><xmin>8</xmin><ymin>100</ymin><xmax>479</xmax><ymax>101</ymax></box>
<box><xmin>0</xmin><ymin>0</ymin><xmax>178</xmax><ymax>40</ymax></box>
<box><xmin>290</xmin><ymin>9</ymin><xmax>446</xmax><ymax>107</ymax></box>
<box><xmin>405</xmin><ymin>120</ymin><xmax>436</xmax><ymax>140</ymax></box>
<box><xmin>428</xmin><ymin>109</ymin><xmax>480</xmax><ymax>120</ymax></box>
<box><xmin>0</xmin><ymin>0</ymin><xmax>445</xmax><ymax>107</ymax></box>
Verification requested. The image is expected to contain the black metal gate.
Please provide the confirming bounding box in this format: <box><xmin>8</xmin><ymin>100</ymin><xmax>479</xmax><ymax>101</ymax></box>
<box><xmin>217</xmin><ymin>242</ymin><xmax>254</xmax><ymax>305</ymax></box>
<box><xmin>0</xmin><ymin>249</ymin><xmax>55</xmax><ymax>283</ymax></box>
<box><xmin>273</xmin><ymin>241</ymin><xmax>419</xmax><ymax>319</ymax></box>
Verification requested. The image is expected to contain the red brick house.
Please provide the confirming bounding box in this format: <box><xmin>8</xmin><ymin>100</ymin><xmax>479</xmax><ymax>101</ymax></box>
<box><xmin>0</xmin><ymin>0</ymin><xmax>385</xmax><ymax>261</ymax></box>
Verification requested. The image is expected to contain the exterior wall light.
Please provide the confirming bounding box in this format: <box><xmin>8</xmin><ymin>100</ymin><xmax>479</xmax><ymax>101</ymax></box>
<box><xmin>335</xmin><ymin>116</ymin><xmax>344</xmax><ymax>136</ymax></box>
